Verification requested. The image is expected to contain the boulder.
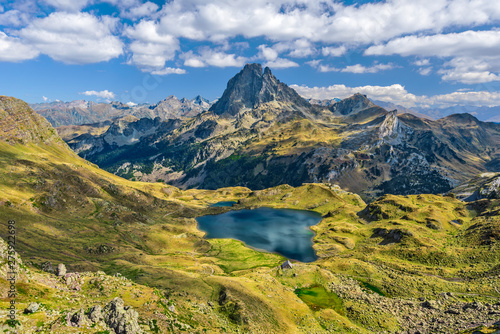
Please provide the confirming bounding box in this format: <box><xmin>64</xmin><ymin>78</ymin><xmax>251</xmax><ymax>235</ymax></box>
<box><xmin>56</xmin><ymin>263</ymin><xmax>66</xmax><ymax>277</ymax></box>
<box><xmin>24</xmin><ymin>302</ymin><xmax>39</xmax><ymax>314</ymax></box>
<box><xmin>88</xmin><ymin>305</ymin><xmax>103</xmax><ymax>323</ymax></box>
<box><xmin>103</xmin><ymin>297</ymin><xmax>142</xmax><ymax>334</ymax></box>
<box><xmin>41</xmin><ymin>261</ymin><xmax>54</xmax><ymax>274</ymax></box>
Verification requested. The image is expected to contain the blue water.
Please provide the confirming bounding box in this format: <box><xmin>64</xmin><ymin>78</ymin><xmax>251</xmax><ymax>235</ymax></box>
<box><xmin>196</xmin><ymin>207</ymin><xmax>321</xmax><ymax>262</ymax></box>
<box><xmin>209</xmin><ymin>201</ymin><xmax>237</xmax><ymax>207</ymax></box>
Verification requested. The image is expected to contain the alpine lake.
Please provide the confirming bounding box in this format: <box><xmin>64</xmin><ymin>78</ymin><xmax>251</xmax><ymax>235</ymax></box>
<box><xmin>196</xmin><ymin>205</ymin><xmax>321</xmax><ymax>262</ymax></box>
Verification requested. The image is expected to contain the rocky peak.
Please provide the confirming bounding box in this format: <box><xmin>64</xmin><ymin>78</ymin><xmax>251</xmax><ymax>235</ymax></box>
<box><xmin>209</xmin><ymin>63</ymin><xmax>310</xmax><ymax>116</ymax></box>
<box><xmin>330</xmin><ymin>93</ymin><xmax>375</xmax><ymax>115</ymax></box>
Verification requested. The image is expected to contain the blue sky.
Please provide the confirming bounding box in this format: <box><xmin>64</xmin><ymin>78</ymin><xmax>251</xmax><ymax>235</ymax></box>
<box><xmin>1</xmin><ymin>0</ymin><xmax>500</xmax><ymax>110</ymax></box>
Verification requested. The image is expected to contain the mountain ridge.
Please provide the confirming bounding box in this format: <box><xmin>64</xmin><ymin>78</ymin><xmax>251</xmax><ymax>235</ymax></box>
<box><xmin>57</xmin><ymin>64</ymin><xmax>500</xmax><ymax>198</ymax></box>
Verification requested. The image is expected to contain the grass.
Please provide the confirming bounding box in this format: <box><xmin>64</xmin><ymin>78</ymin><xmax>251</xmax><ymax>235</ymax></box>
<box><xmin>0</xmin><ymin>135</ymin><xmax>499</xmax><ymax>333</ymax></box>
<box><xmin>294</xmin><ymin>285</ymin><xmax>344</xmax><ymax>314</ymax></box>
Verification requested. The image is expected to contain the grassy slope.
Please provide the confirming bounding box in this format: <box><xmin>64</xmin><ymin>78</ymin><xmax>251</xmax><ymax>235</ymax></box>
<box><xmin>0</xmin><ymin>138</ymin><xmax>499</xmax><ymax>333</ymax></box>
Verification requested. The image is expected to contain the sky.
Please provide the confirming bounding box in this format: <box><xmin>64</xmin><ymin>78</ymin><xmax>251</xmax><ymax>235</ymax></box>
<box><xmin>1</xmin><ymin>0</ymin><xmax>500</xmax><ymax>110</ymax></box>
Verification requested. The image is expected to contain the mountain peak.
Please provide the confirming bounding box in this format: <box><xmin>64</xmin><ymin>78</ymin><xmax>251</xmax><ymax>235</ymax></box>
<box><xmin>330</xmin><ymin>93</ymin><xmax>375</xmax><ymax>115</ymax></box>
<box><xmin>209</xmin><ymin>63</ymin><xmax>310</xmax><ymax>116</ymax></box>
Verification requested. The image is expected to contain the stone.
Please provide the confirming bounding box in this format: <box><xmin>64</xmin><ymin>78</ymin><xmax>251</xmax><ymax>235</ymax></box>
<box><xmin>56</xmin><ymin>263</ymin><xmax>66</xmax><ymax>277</ymax></box>
<box><xmin>88</xmin><ymin>305</ymin><xmax>103</xmax><ymax>323</ymax></box>
<box><xmin>41</xmin><ymin>261</ymin><xmax>54</xmax><ymax>274</ymax></box>
<box><xmin>103</xmin><ymin>297</ymin><xmax>143</xmax><ymax>334</ymax></box>
<box><xmin>69</xmin><ymin>308</ymin><xmax>88</xmax><ymax>327</ymax></box>
<box><xmin>24</xmin><ymin>302</ymin><xmax>39</xmax><ymax>314</ymax></box>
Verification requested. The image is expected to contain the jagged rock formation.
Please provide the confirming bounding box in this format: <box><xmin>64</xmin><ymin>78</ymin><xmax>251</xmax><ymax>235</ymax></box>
<box><xmin>210</xmin><ymin>63</ymin><xmax>311</xmax><ymax>117</ymax></box>
<box><xmin>103</xmin><ymin>297</ymin><xmax>143</xmax><ymax>334</ymax></box>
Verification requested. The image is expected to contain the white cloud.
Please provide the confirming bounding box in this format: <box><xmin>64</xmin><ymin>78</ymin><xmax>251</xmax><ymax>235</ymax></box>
<box><xmin>414</xmin><ymin>59</ymin><xmax>430</xmax><ymax>66</ymax></box>
<box><xmin>0</xmin><ymin>10</ymin><xmax>30</xmax><ymax>27</ymax></box>
<box><xmin>365</xmin><ymin>30</ymin><xmax>500</xmax><ymax>58</ymax></box>
<box><xmin>265</xmin><ymin>58</ymin><xmax>299</xmax><ymax>69</ymax></box>
<box><xmin>308</xmin><ymin>60</ymin><xmax>394</xmax><ymax>73</ymax></box>
<box><xmin>0</xmin><ymin>31</ymin><xmax>39</xmax><ymax>62</ymax></box>
<box><xmin>257</xmin><ymin>44</ymin><xmax>298</xmax><ymax>69</ymax></box>
<box><xmin>121</xmin><ymin>1</ymin><xmax>159</xmax><ymax>20</ymax></box>
<box><xmin>124</xmin><ymin>20</ymin><xmax>179</xmax><ymax>69</ymax></box>
<box><xmin>322</xmin><ymin>46</ymin><xmax>347</xmax><ymax>57</ymax></box>
<box><xmin>42</xmin><ymin>96</ymin><xmax>49</xmax><ymax>101</ymax></box>
<box><xmin>126</xmin><ymin>101</ymin><xmax>137</xmax><ymax>106</ymax></box>
<box><xmin>366</xmin><ymin>30</ymin><xmax>500</xmax><ymax>83</ymax></box>
<box><xmin>41</xmin><ymin>0</ymin><xmax>92</xmax><ymax>12</ymax></box>
<box><xmin>19</xmin><ymin>12</ymin><xmax>123</xmax><ymax>64</ymax></box>
<box><xmin>80</xmin><ymin>90</ymin><xmax>116</xmax><ymax>99</ymax></box>
<box><xmin>152</xmin><ymin>0</ymin><xmax>500</xmax><ymax>45</ymax></box>
<box><xmin>291</xmin><ymin>83</ymin><xmax>419</xmax><ymax>107</ymax></box>
<box><xmin>341</xmin><ymin>63</ymin><xmax>395</xmax><ymax>74</ymax></box>
<box><xmin>150</xmin><ymin>67</ymin><xmax>186</xmax><ymax>75</ymax></box>
<box><xmin>418</xmin><ymin>67</ymin><xmax>432</xmax><ymax>76</ymax></box>
<box><xmin>182</xmin><ymin>48</ymin><xmax>247</xmax><ymax>68</ymax></box>
<box><xmin>292</xmin><ymin>83</ymin><xmax>500</xmax><ymax>108</ymax></box>
<box><xmin>437</xmin><ymin>56</ymin><xmax>500</xmax><ymax>84</ymax></box>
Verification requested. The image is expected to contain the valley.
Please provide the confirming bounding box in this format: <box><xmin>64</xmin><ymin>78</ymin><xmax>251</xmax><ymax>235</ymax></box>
<box><xmin>0</xmin><ymin>94</ymin><xmax>499</xmax><ymax>333</ymax></box>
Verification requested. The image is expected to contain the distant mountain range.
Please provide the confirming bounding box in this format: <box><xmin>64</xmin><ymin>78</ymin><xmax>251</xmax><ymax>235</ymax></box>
<box><xmin>58</xmin><ymin>64</ymin><xmax>500</xmax><ymax>198</ymax></box>
<box><xmin>31</xmin><ymin>95</ymin><xmax>212</xmax><ymax>127</ymax></box>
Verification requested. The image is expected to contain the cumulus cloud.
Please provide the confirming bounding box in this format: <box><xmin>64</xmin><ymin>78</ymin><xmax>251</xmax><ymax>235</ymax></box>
<box><xmin>257</xmin><ymin>44</ymin><xmax>298</xmax><ymax>69</ymax></box>
<box><xmin>322</xmin><ymin>46</ymin><xmax>347</xmax><ymax>57</ymax></box>
<box><xmin>40</xmin><ymin>0</ymin><xmax>92</xmax><ymax>12</ymax></box>
<box><xmin>366</xmin><ymin>30</ymin><xmax>500</xmax><ymax>83</ymax></box>
<box><xmin>151</xmin><ymin>0</ymin><xmax>500</xmax><ymax>44</ymax></box>
<box><xmin>19</xmin><ymin>12</ymin><xmax>123</xmax><ymax>64</ymax></box>
<box><xmin>308</xmin><ymin>60</ymin><xmax>394</xmax><ymax>74</ymax></box>
<box><xmin>0</xmin><ymin>31</ymin><xmax>39</xmax><ymax>62</ymax></box>
<box><xmin>292</xmin><ymin>83</ymin><xmax>500</xmax><ymax>108</ymax></box>
<box><xmin>80</xmin><ymin>90</ymin><xmax>116</xmax><ymax>99</ymax></box>
<box><xmin>0</xmin><ymin>10</ymin><xmax>30</xmax><ymax>27</ymax></box>
<box><xmin>341</xmin><ymin>63</ymin><xmax>395</xmax><ymax>73</ymax></box>
<box><xmin>291</xmin><ymin>83</ymin><xmax>419</xmax><ymax>106</ymax></box>
<box><xmin>124</xmin><ymin>20</ymin><xmax>180</xmax><ymax>70</ymax></box>
<box><xmin>182</xmin><ymin>49</ymin><xmax>247</xmax><ymax>68</ymax></box>
<box><xmin>121</xmin><ymin>1</ymin><xmax>159</xmax><ymax>20</ymax></box>
<box><xmin>150</xmin><ymin>67</ymin><xmax>186</xmax><ymax>75</ymax></box>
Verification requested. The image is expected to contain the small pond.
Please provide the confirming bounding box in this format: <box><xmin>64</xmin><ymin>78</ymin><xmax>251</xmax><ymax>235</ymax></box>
<box><xmin>196</xmin><ymin>207</ymin><xmax>321</xmax><ymax>262</ymax></box>
<box><xmin>209</xmin><ymin>201</ymin><xmax>238</xmax><ymax>207</ymax></box>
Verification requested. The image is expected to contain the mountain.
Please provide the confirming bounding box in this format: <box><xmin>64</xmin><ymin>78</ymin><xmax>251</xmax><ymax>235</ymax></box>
<box><xmin>61</xmin><ymin>64</ymin><xmax>500</xmax><ymax>198</ymax></box>
<box><xmin>1</xmin><ymin>95</ymin><xmax>500</xmax><ymax>333</ymax></box>
<box><xmin>31</xmin><ymin>95</ymin><xmax>212</xmax><ymax>127</ymax></box>
<box><xmin>209</xmin><ymin>63</ymin><xmax>312</xmax><ymax>117</ymax></box>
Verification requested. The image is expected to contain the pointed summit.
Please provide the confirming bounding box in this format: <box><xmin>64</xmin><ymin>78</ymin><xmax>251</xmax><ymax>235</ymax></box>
<box><xmin>209</xmin><ymin>63</ymin><xmax>310</xmax><ymax>116</ymax></box>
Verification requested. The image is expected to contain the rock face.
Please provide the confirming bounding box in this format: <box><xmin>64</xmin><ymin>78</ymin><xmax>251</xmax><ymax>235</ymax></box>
<box><xmin>209</xmin><ymin>63</ymin><xmax>311</xmax><ymax>117</ymax></box>
<box><xmin>103</xmin><ymin>297</ymin><xmax>143</xmax><ymax>334</ymax></box>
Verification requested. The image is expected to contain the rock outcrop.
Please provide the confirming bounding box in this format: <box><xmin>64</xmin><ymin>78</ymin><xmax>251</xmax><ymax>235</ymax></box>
<box><xmin>103</xmin><ymin>297</ymin><xmax>143</xmax><ymax>334</ymax></box>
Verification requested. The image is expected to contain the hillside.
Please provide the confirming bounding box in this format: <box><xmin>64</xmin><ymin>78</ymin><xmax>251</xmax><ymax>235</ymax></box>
<box><xmin>62</xmin><ymin>64</ymin><xmax>500</xmax><ymax>198</ymax></box>
<box><xmin>0</xmin><ymin>96</ymin><xmax>499</xmax><ymax>333</ymax></box>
